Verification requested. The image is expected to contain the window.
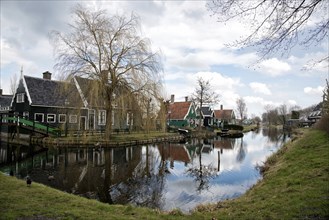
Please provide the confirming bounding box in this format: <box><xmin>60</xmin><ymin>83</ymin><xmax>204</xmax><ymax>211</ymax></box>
<box><xmin>16</xmin><ymin>93</ymin><xmax>25</xmax><ymax>103</ymax></box>
<box><xmin>127</xmin><ymin>113</ymin><xmax>133</xmax><ymax>126</ymax></box>
<box><xmin>69</xmin><ymin>115</ymin><xmax>77</xmax><ymax>123</ymax></box>
<box><xmin>34</xmin><ymin>113</ymin><xmax>44</xmax><ymax>122</ymax></box>
<box><xmin>59</xmin><ymin>114</ymin><xmax>66</xmax><ymax>123</ymax></box>
<box><xmin>47</xmin><ymin>114</ymin><xmax>56</xmax><ymax>123</ymax></box>
<box><xmin>98</xmin><ymin>110</ymin><xmax>106</xmax><ymax>125</ymax></box>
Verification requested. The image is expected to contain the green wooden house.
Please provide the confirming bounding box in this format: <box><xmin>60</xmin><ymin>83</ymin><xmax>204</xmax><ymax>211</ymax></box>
<box><xmin>167</xmin><ymin>97</ymin><xmax>198</xmax><ymax>128</ymax></box>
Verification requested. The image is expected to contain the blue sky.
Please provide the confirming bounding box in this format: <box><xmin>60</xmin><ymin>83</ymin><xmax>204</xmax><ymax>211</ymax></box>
<box><xmin>1</xmin><ymin>1</ymin><xmax>328</xmax><ymax>117</ymax></box>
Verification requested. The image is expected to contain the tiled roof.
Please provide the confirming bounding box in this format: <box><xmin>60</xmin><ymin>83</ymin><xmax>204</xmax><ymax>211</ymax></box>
<box><xmin>168</xmin><ymin>101</ymin><xmax>192</xmax><ymax>120</ymax></box>
<box><xmin>214</xmin><ymin>109</ymin><xmax>235</xmax><ymax>120</ymax></box>
<box><xmin>24</xmin><ymin>76</ymin><xmax>82</xmax><ymax>107</ymax></box>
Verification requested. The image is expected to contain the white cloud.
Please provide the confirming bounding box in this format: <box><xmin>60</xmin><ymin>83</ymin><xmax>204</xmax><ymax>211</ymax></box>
<box><xmin>304</xmin><ymin>86</ymin><xmax>324</xmax><ymax>95</ymax></box>
<box><xmin>249</xmin><ymin>82</ymin><xmax>272</xmax><ymax>95</ymax></box>
<box><xmin>258</xmin><ymin>58</ymin><xmax>291</xmax><ymax>76</ymax></box>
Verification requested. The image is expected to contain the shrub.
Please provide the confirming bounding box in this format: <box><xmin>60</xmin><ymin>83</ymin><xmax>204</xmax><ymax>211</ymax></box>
<box><xmin>224</xmin><ymin>124</ymin><xmax>243</xmax><ymax>131</ymax></box>
<box><xmin>314</xmin><ymin>114</ymin><xmax>329</xmax><ymax>135</ymax></box>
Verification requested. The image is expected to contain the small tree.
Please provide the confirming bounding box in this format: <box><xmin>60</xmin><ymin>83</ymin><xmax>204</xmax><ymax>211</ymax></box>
<box><xmin>192</xmin><ymin>77</ymin><xmax>220</xmax><ymax>130</ymax></box>
<box><xmin>236</xmin><ymin>97</ymin><xmax>247</xmax><ymax>124</ymax></box>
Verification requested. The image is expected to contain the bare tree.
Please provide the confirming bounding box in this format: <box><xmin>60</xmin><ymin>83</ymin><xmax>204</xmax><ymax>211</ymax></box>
<box><xmin>10</xmin><ymin>72</ymin><xmax>18</xmax><ymax>95</ymax></box>
<box><xmin>50</xmin><ymin>5</ymin><xmax>162</xmax><ymax>137</ymax></box>
<box><xmin>192</xmin><ymin>77</ymin><xmax>220</xmax><ymax>130</ymax></box>
<box><xmin>236</xmin><ymin>97</ymin><xmax>247</xmax><ymax>123</ymax></box>
<box><xmin>278</xmin><ymin>104</ymin><xmax>288</xmax><ymax>125</ymax></box>
<box><xmin>207</xmin><ymin>0</ymin><xmax>329</xmax><ymax>63</ymax></box>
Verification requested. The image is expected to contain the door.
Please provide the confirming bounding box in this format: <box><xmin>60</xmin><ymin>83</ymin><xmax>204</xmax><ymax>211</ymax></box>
<box><xmin>80</xmin><ymin>116</ymin><xmax>87</xmax><ymax>131</ymax></box>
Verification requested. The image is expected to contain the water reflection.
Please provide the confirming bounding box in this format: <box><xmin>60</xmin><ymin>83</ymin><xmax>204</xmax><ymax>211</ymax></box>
<box><xmin>0</xmin><ymin>128</ymin><xmax>289</xmax><ymax>213</ymax></box>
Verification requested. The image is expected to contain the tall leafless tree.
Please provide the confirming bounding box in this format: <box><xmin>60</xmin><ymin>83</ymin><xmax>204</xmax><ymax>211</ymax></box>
<box><xmin>207</xmin><ymin>0</ymin><xmax>329</xmax><ymax>64</ymax></box>
<box><xmin>50</xmin><ymin>5</ymin><xmax>163</xmax><ymax>137</ymax></box>
<box><xmin>236</xmin><ymin>97</ymin><xmax>247</xmax><ymax>122</ymax></box>
<box><xmin>10</xmin><ymin>72</ymin><xmax>18</xmax><ymax>95</ymax></box>
<box><xmin>192</xmin><ymin>77</ymin><xmax>220</xmax><ymax>130</ymax></box>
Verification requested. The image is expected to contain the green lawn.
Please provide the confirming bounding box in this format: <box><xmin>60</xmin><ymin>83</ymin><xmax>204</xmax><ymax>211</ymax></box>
<box><xmin>1</xmin><ymin>128</ymin><xmax>328</xmax><ymax>219</ymax></box>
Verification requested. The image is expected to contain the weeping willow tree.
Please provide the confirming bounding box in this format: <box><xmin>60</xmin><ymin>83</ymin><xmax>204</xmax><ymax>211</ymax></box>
<box><xmin>50</xmin><ymin>4</ymin><xmax>163</xmax><ymax>137</ymax></box>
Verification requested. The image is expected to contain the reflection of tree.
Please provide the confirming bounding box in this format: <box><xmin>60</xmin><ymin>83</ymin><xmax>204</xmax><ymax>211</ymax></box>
<box><xmin>186</xmin><ymin>139</ymin><xmax>218</xmax><ymax>193</ymax></box>
<box><xmin>108</xmin><ymin>145</ymin><xmax>167</xmax><ymax>210</ymax></box>
<box><xmin>236</xmin><ymin>138</ymin><xmax>247</xmax><ymax>163</ymax></box>
<box><xmin>262</xmin><ymin>128</ymin><xmax>289</xmax><ymax>148</ymax></box>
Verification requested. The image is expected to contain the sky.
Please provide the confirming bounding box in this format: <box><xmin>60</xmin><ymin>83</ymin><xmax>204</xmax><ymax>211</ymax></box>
<box><xmin>1</xmin><ymin>0</ymin><xmax>328</xmax><ymax>117</ymax></box>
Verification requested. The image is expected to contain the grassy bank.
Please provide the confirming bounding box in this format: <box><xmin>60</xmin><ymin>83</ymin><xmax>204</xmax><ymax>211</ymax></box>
<box><xmin>193</xmin><ymin>128</ymin><xmax>329</xmax><ymax>219</ymax></box>
<box><xmin>1</xmin><ymin>128</ymin><xmax>328</xmax><ymax>219</ymax></box>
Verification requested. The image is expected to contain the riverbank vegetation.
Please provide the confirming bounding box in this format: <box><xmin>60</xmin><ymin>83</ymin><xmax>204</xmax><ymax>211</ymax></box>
<box><xmin>1</xmin><ymin>128</ymin><xmax>328</xmax><ymax>219</ymax></box>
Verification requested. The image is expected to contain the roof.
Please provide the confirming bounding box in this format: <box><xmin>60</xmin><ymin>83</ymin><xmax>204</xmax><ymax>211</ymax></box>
<box><xmin>23</xmin><ymin>75</ymin><xmax>83</xmax><ymax>107</ymax></box>
<box><xmin>201</xmin><ymin>106</ymin><xmax>213</xmax><ymax>117</ymax></box>
<box><xmin>168</xmin><ymin>101</ymin><xmax>192</xmax><ymax>120</ymax></box>
<box><xmin>214</xmin><ymin>109</ymin><xmax>235</xmax><ymax>120</ymax></box>
<box><xmin>0</xmin><ymin>94</ymin><xmax>13</xmax><ymax>107</ymax></box>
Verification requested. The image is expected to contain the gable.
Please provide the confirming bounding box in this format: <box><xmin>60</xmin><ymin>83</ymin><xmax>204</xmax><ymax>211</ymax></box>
<box><xmin>169</xmin><ymin>101</ymin><xmax>193</xmax><ymax>120</ymax></box>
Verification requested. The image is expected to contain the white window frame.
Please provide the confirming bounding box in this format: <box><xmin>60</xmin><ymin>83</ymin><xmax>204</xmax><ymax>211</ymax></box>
<box><xmin>69</xmin><ymin>115</ymin><xmax>77</xmax><ymax>124</ymax></box>
<box><xmin>16</xmin><ymin>93</ymin><xmax>25</xmax><ymax>103</ymax></box>
<box><xmin>47</xmin><ymin>114</ymin><xmax>56</xmax><ymax>123</ymax></box>
<box><xmin>127</xmin><ymin>113</ymin><xmax>133</xmax><ymax>126</ymax></box>
<box><xmin>34</xmin><ymin>113</ymin><xmax>44</xmax><ymax>122</ymax></box>
<box><xmin>59</xmin><ymin>114</ymin><xmax>66</xmax><ymax>123</ymax></box>
<box><xmin>98</xmin><ymin>110</ymin><xmax>106</xmax><ymax>125</ymax></box>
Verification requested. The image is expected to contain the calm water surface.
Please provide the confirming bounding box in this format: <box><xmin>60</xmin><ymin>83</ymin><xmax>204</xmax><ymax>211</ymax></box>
<box><xmin>0</xmin><ymin>128</ymin><xmax>288</xmax><ymax>213</ymax></box>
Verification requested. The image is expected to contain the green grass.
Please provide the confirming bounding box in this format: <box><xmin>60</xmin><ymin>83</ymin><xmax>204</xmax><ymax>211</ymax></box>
<box><xmin>1</xmin><ymin>128</ymin><xmax>328</xmax><ymax>219</ymax></box>
<box><xmin>193</xmin><ymin>128</ymin><xmax>329</xmax><ymax>219</ymax></box>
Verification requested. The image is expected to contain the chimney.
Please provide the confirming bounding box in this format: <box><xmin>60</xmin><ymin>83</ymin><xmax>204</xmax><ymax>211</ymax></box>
<box><xmin>185</xmin><ymin>96</ymin><xmax>188</xmax><ymax>102</ymax></box>
<box><xmin>220</xmin><ymin>104</ymin><xmax>223</xmax><ymax>110</ymax></box>
<box><xmin>170</xmin><ymin>94</ymin><xmax>175</xmax><ymax>103</ymax></box>
<box><xmin>43</xmin><ymin>71</ymin><xmax>52</xmax><ymax>80</ymax></box>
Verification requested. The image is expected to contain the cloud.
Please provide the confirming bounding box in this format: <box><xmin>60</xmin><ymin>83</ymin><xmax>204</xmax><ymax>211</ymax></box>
<box><xmin>258</xmin><ymin>58</ymin><xmax>291</xmax><ymax>76</ymax></box>
<box><xmin>304</xmin><ymin>86</ymin><xmax>324</xmax><ymax>95</ymax></box>
<box><xmin>249</xmin><ymin>82</ymin><xmax>272</xmax><ymax>95</ymax></box>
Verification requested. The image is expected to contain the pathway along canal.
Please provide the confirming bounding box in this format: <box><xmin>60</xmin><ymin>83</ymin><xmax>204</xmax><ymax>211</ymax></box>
<box><xmin>0</xmin><ymin>128</ymin><xmax>289</xmax><ymax>213</ymax></box>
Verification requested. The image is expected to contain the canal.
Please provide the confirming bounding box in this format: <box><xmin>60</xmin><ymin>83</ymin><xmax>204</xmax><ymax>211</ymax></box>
<box><xmin>0</xmin><ymin>128</ymin><xmax>289</xmax><ymax>213</ymax></box>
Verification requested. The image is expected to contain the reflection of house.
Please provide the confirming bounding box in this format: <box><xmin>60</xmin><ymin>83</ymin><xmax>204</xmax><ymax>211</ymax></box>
<box><xmin>213</xmin><ymin>139</ymin><xmax>234</xmax><ymax>150</ymax></box>
<box><xmin>158</xmin><ymin>143</ymin><xmax>191</xmax><ymax>167</ymax></box>
<box><xmin>167</xmin><ymin>95</ymin><xmax>197</xmax><ymax>128</ymax></box>
<box><xmin>214</xmin><ymin>105</ymin><xmax>236</xmax><ymax>126</ymax></box>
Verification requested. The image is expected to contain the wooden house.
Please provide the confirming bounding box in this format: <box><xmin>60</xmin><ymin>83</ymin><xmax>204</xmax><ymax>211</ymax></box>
<box><xmin>199</xmin><ymin>106</ymin><xmax>215</xmax><ymax>127</ymax></box>
<box><xmin>11</xmin><ymin>72</ymin><xmax>85</xmax><ymax>131</ymax></box>
<box><xmin>10</xmin><ymin>71</ymin><xmax>136</xmax><ymax>133</ymax></box>
<box><xmin>167</xmin><ymin>95</ymin><xmax>197</xmax><ymax>128</ymax></box>
<box><xmin>214</xmin><ymin>105</ymin><xmax>236</xmax><ymax>127</ymax></box>
<box><xmin>0</xmin><ymin>89</ymin><xmax>13</xmax><ymax>132</ymax></box>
